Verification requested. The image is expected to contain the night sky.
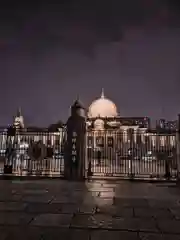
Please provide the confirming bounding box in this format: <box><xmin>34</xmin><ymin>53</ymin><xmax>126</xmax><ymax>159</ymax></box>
<box><xmin>1</xmin><ymin>1</ymin><xmax>180</xmax><ymax>126</ymax></box>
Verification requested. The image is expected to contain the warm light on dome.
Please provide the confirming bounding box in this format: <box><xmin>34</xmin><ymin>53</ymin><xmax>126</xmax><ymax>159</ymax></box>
<box><xmin>88</xmin><ymin>89</ymin><xmax>118</xmax><ymax>118</ymax></box>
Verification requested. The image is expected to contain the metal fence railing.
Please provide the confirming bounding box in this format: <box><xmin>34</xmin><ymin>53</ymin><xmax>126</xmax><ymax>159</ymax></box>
<box><xmin>0</xmin><ymin>130</ymin><xmax>66</xmax><ymax>177</ymax></box>
<box><xmin>86</xmin><ymin>130</ymin><xmax>178</xmax><ymax>180</ymax></box>
<box><xmin>0</xmin><ymin>128</ymin><xmax>179</xmax><ymax>180</ymax></box>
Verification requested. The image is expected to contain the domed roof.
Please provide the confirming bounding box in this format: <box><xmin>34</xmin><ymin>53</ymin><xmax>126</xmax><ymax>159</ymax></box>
<box><xmin>88</xmin><ymin>89</ymin><xmax>118</xmax><ymax>118</ymax></box>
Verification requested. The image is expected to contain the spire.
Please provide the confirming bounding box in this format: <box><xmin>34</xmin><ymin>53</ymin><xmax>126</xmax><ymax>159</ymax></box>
<box><xmin>74</xmin><ymin>94</ymin><xmax>81</xmax><ymax>106</ymax></box>
<box><xmin>17</xmin><ymin>107</ymin><xmax>22</xmax><ymax>117</ymax></box>
<box><xmin>72</xmin><ymin>95</ymin><xmax>84</xmax><ymax>109</ymax></box>
<box><xmin>101</xmin><ymin>88</ymin><xmax>105</xmax><ymax>98</ymax></box>
<box><xmin>13</xmin><ymin>107</ymin><xmax>24</xmax><ymax>129</ymax></box>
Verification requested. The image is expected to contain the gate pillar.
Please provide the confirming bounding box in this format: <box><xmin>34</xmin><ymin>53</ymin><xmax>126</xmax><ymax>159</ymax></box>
<box><xmin>64</xmin><ymin>98</ymin><xmax>86</xmax><ymax>180</ymax></box>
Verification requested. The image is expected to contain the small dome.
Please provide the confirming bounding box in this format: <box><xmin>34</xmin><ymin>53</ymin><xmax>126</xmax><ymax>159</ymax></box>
<box><xmin>88</xmin><ymin>89</ymin><xmax>118</xmax><ymax>118</ymax></box>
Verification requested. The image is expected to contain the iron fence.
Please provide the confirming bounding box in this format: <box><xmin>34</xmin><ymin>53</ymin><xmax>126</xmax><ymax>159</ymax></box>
<box><xmin>86</xmin><ymin>130</ymin><xmax>178</xmax><ymax>180</ymax></box>
<box><xmin>0</xmin><ymin>128</ymin><xmax>179</xmax><ymax>180</ymax></box>
<box><xmin>0</xmin><ymin>130</ymin><xmax>66</xmax><ymax>177</ymax></box>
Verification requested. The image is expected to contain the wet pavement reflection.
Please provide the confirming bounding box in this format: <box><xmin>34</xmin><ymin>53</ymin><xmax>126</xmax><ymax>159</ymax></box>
<box><xmin>0</xmin><ymin>179</ymin><xmax>180</xmax><ymax>239</ymax></box>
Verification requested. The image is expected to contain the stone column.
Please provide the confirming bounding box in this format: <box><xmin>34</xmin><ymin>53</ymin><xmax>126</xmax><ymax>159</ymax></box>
<box><xmin>64</xmin><ymin>99</ymin><xmax>86</xmax><ymax>180</ymax></box>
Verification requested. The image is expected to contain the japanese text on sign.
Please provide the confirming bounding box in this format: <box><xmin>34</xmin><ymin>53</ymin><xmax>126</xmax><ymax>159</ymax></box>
<box><xmin>72</xmin><ymin>132</ymin><xmax>77</xmax><ymax>162</ymax></box>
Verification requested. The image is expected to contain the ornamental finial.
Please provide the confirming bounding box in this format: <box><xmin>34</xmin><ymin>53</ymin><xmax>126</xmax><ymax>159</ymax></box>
<box><xmin>101</xmin><ymin>88</ymin><xmax>105</xmax><ymax>98</ymax></box>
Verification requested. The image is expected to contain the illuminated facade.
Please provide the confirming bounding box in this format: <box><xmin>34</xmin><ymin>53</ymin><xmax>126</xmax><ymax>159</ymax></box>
<box><xmin>0</xmin><ymin>90</ymin><xmax>177</xmax><ymax>151</ymax></box>
<box><xmin>86</xmin><ymin>89</ymin><xmax>176</xmax><ymax>151</ymax></box>
<box><xmin>156</xmin><ymin>119</ymin><xmax>178</xmax><ymax>131</ymax></box>
<box><xmin>0</xmin><ymin>107</ymin><xmax>66</xmax><ymax>151</ymax></box>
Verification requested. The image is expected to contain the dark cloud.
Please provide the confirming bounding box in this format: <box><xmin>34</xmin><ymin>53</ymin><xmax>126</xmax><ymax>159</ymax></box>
<box><xmin>0</xmin><ymin>1</ymin><xmax>180</xmax><ymax>126</ymax></box>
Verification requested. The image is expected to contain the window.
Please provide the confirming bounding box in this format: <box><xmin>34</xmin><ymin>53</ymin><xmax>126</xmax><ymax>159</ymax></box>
<box><xmin>55</xmin><ymin>139</ymin><xmax>60</xmax><ymax>146</ymax></box>
<box><xmin>96</xmin><ymin>136</ymin><xmax>104</xmax><ymax>147</ymax></box>
<box><xmin>107</xmin><ymin>137</ymin><xmax>113</xmax><ymax>147</ymax></box>
<box><xmin>87</xmin><ymin>136</ymin><xmax>93</xmax><ymax>147</ymax></box>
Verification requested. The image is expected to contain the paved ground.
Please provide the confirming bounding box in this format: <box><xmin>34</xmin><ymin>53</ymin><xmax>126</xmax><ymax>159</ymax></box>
<box><xmin>0</xmin><ymin>179</ymin><xmax>180</xmax><ymax>239</ymax></box>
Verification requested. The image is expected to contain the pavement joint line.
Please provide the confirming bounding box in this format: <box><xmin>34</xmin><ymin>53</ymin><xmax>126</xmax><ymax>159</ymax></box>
<box><xmin>27</xmin><ymin>215</ymin><xmax>36</xmax><ymax>225</ymax></box>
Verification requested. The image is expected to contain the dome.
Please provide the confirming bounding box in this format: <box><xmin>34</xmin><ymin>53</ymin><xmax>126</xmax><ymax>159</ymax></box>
<box><xmin>88</xmin><ymin>89</ymin><xmax>118</xmax><ymax>118</ymax></box>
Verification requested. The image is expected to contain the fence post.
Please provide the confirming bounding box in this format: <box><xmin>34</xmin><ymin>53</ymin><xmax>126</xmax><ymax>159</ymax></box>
<box><xmin>177</xmin><ymin>114</ymin><xmax>180</xmax><ymax>181</ymax></box>
<box><xmin>165</xmin><ymin>155</ymin><xmax>170</xmax><ymax>180</ymax></box>
<box><xmin>4</xmin><ymin>126</ymin><xmax>16</xmax><ymax>174</ymax></box>
<box><xmin>64</xmin><ymin>99</ymin><xmax>86</xmax><ymax>180</ymax></box>
<box><xmin>128</xmin><ymin>128</ymin><xmax>134</xmax><ymax>179</ymax></box>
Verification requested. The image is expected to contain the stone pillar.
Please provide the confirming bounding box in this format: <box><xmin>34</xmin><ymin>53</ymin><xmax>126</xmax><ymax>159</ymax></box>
<box><xmin>64</xmin><ymin>99</ymin><xmax>86</xmax><ymax>180</ymax></box>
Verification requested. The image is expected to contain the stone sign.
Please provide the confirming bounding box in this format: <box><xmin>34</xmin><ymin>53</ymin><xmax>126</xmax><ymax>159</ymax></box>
<box><xmin>64</xmin><ymin>99</ymin><xmax>86</xmax><ymax>180</ymax></box>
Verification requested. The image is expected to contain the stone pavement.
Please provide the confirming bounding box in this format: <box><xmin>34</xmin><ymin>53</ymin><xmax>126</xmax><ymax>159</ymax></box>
<box><xmin>0</xmin><ymin>179</ymin><xmax>180</xmax><ymax>239</ymax></box>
